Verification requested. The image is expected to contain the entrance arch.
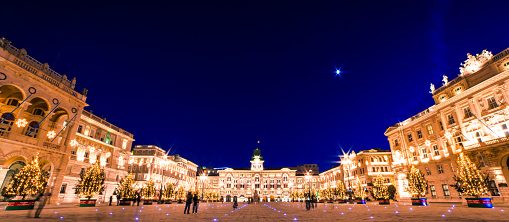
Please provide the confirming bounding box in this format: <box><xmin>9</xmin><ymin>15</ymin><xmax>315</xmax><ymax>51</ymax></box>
<box><xmin>1</xmin><ymin>161</ymin><xmax>26</xmax><ymax>196</ymax></box>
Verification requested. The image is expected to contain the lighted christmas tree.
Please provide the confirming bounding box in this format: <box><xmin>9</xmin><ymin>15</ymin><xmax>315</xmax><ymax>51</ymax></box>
<box><xmin>453</xmin><ymin>152</ymin><xmax>489</xmax><ymax>197</ymax></box>
<box><xmin>320</xmin><ymin>187</ymin><xmax>334</xmax><ymax>201</ymax></box>
<box><xmin>75</xmin><ymin>162</ymin><xmax>105</xmax><ymax>199</ymax></box>
<box><xmin>162</xmin><ymin>182</ymin><xmax>175</xmax><ymax>200</ymax></box>
<box><xmin>118</xmin><ymin>174</ymin><xmax>136</xmax><ymax>200</ymax></box>
<box><xmin>354</xmin><ymin>178</ymin><xmax>367</xmax><ymax>200</ymax></box>
<box><xmin>175</xmin><ymin>186</ymin><xmax>185</xmax><ymax>201</ymax></box>
<box><xmin>1</xmin><ymin>155</ymin><xmax>49</xmax><ymax>199</ymax></box>
<box><xmin>372</xmin><ymin>174</ymin><xmax>389</xmax><ymax>200</ymax></box>
<box><xmin>334</xmin><ymin>180</ymin><xmax>346</xmax><ymax>200</ymax></box>
<box><xmin>407</xmin><ymin>165</ymin><xmax>428</xmax><ymax>197</ymax></box>
<box><xmin>141</xmin><ymin>180</ymin><xmax>156</xmax><ymax>200</ymax></box>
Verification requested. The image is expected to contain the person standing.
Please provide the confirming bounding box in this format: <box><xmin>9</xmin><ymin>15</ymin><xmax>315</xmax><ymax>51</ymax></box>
<box><xmin>232</xmin><ymin>196</ymin><xmax>238</xmax><ymax>209</ymax></box>
<box><xmin>136</xmin><ymin>192</ymin><xmax>141</xmax><ymax>206</ymax></box>
<box><xmin>34</xmin><ymin>191</ymin><xmax>51</xmax><ymax>218</ymax></box>
<box><xmin>116</xmin><ymin>193</ymin><xmax>121</xmax><ymax>206</ymax></box>
<box><xmin>184</xmin><ymin>192</ymin><xmax>192</xmax><ymax>214</ymax></box>
<box><xmin>192</xmin><ymin>193</ymin><xmax>199</xmax><ymax>214</ymax></box>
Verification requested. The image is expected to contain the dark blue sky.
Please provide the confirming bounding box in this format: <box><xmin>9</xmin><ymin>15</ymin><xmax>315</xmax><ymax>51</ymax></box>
<box><xmin>3</xmin><ymin>1</ymin><xmax>509</xmax><ymax>170</ymax></box>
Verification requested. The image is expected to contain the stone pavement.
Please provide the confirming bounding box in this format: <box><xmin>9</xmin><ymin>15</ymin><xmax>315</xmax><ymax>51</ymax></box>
<box><xmin>1</xmin><ymin>202</ymin><xmax>507</xmax><ymax>221</ymax></box>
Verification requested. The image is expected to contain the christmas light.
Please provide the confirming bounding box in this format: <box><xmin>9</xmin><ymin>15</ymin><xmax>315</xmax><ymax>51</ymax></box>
<box><xmin>70</xmin><ymin>139</ymin><xmax>79</xmax><ymax>147</ymax></box>
<box><xmin>0</xmin><ymin>154</ymin><xmax>48</xmax><ymax>199</ymax></box>
<box><xmin>15</xmin><ymin>118</ymin><xmax>28</xmax><ymax>127</ymax></box>
<box><xmin>372</xmin><ymin>174</ymin><xmax>389</xmax><ymax>200</ymax></box>
<box><xmin>76</xmin><ymin>162</ymin><xmax>105</xmax><ymax>199</ymax></box>
<box><xmin>452</xmin><ymin>152</ymin><xmax>489</xmax><ymax>197</ymax></box>
<box><xmin>46</xmin><ymin>130</ymin><xmax>56</xmax><ymax>139</ymax></box>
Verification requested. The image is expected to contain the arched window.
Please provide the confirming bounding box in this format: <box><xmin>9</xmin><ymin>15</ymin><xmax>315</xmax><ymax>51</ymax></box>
<box><xmin>32</xmin><ymin>108</ymin><xmax>45</xmax><ymax>116</ymax></box>
<box><xmin>0</xmin><ymin>161</ymin><xmax>26</xmax><ymax>193</ymax></box>
<box><xmin>25</xmin><ymin>121</ymin><xmax>39</xmax><ymax>138</ymax></box>
<box><xmin>5</xmin><ymin>98</ymin><xmax>19</xmax><ymax>106</ymax></box>
<box><xmin>0</xmin><ymin>112</ymin><xmax>15</xmax><ymax>135</ymax></box>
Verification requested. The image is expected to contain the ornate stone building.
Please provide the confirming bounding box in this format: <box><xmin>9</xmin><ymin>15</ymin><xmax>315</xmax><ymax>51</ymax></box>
<box><xmin>58</xmin><ymin>110</ymin><xmax>134</xmax><ymax>203</ymax></box>
<box><xmin>0</xmin><ymin>38</ymin><xmax>87</xmax><ymax>203</ymax></box>
<box><xmin>129</xmin><ymin>145</ymin><xmax>198</xmax><ymax>193</ymax></box>
<box><xmin>385</xmin><ymin>48</ymin><xmax>509</xmax><ymax>203</ymax></box>
<box><xmin>339</xmin><ymin>149</ymin><xmax>393</xmax><ymax>192</ymax></box>
<box><xmin>217</xmin><ymin>148</ymin><xmax>297</xmax><ymax>202</ymax></box>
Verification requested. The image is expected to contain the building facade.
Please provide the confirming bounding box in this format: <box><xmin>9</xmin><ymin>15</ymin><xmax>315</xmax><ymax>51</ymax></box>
<box><xmin>339</xmin><ymin>149</ymin><xmax>394</xmax><ymax>193</ymax></box>
<box><xmin>129</xmin><ymin>145</ymin><xmax>198</xmax><ymax>193</ymax></box>
<box><xmin>58</xmin><ymin>110</ymin><xmax>134</xmax><ymax>203</ymax></box>
<box><xmin>0</xmin><ymin>38</ymin><xmax>87</xmax><ymax>203</ymax></box>
<box><xmin>217</xmin><ymin>148</ymin><xmax>297</xmax><ymax>202</ymax></box>
<box><xmin>385</xmin><ymin>48</ymin><xmax>509</xmax><ymax>203</ymax></box>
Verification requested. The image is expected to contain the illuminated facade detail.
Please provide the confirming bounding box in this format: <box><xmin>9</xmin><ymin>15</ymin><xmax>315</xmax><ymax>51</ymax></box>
<box><xmin>130</xmin><ymin>145</ymin><xmax>198</xmax><ymax>193</ymax></box>
<box><xmin>386</xmin><ymin>47</ymin><xmax>509</xmax><ymax>203</ymax></box>
<box><xmin>15</xmin><ymin>118</ymin><xmax>28</xmax><ymax>128</ymax></box>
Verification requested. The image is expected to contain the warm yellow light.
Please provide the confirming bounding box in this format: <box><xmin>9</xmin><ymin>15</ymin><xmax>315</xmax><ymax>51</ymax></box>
<box><xmin>15</xmin><ymin>118</ymin><xmax>28</xmax><ymax>127</ymax></box>
<box><xmin>70</xmin><ymin>139</ymin><xmax>79</xmax><ymax>147</ymax></box>
<box><xmin>46</xmin><ymin>130</ymin><xmax>56</xmax><ymax>139</ymax></box>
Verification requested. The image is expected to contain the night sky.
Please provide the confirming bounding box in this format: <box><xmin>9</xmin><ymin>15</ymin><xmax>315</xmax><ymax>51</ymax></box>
<box><xmin>2</xmin><ymin>1</ymin><xmax>509</xmax><ymax>170</ymax></box>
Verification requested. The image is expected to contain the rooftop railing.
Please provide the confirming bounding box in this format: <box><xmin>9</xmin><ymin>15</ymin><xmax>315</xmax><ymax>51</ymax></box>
<box><xmin>82</xmin><ymin>110</ymin><xmax>134</xmax><ymax>138</ymax></box>
<box><xmin>0</xmin><ymin>37</ymin><xmax>86</xmax><ymax>101</ymax></box>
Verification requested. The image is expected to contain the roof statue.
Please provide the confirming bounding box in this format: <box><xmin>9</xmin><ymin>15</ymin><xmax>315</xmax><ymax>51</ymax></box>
<box><xmin>459</xmin><ymin>49</ymin><xmax>493</xmax><ymax>75</ymax></box>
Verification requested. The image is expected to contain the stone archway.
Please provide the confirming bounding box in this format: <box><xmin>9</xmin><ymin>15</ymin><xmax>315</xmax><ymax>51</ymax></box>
<box><xmin>0</xmin><ymin>161</ymin><xmax>26</xmax><ymax>196</ymax></box>
<box><xmin>501</xmin><ymin>154</ymin><xmax>509</xmax><ymax>187</ymax></box>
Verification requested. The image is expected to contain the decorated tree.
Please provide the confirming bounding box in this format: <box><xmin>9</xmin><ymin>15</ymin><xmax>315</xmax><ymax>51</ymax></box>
<box><xmin>320</xmin><ymin>187</ymin><xmax>334</xmax><ymax>201</ymax></box>
<box><xmin>118</xmin><ymin>174</ymin><xmax>136</xmax><ymax>200</ymax></box>
<box><xmin>407</xmin><ymin>165</ymin><xmax>428</xmax><ymax>197</ymax></box>
<box><xmin>162</xmin><ymin>182</ymin><xmax>175</xmax><ymax>200</ymax></box>
<box><xmin>75</xmin><ymin>162</ymin><xmax>105</xmax><ymax>199</ymax></box>
<box><xmin>372</xmin><ymin>174</ymin><xmax>389</xmax><ymax>200</ymax></box>
<box><xmin>141</xmin><ymin>180</ymin><xmax>156</xmax><ymax>200</ymax></box>
<box><xmin>334</xmin><ymin>181</ymin><xmax>346</xmax><ymax>200</ymax></box>
<box><xmin>175</xmin><ymin>186</ymin><xmax>185</xmax><ymax>201</ymax></box>
<box><xmin>353</xmin><ymin>178</ymin><xmax>367</xmax><ymax>200</ymax></box>
<box><xmin>1</xmin><ymin>155</ymin><xmax>49</xmax><ymax>200</ymax></box>
<box><xmin>452</xmin><ymin>152</ymin><xmax>489</xmax><ymax>197</ymax></box>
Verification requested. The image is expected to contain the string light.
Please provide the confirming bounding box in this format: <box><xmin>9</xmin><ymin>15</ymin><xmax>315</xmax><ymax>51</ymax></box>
<box><xmin>15</xmin><ymin>118</ymin><xmax>28</xmax><ymax>127</ymax></box>
<box><xmin>76</xmin><ymin>162</ymin><xmax>105</xmax><ymax>199</ymax></box>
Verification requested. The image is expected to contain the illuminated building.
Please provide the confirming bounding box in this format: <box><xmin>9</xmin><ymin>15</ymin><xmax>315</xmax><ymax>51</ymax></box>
<box><xmin>59</xmin><ymin>110</ymin><xmax>134</xmax><ymax>203</ymax></box>
<box><xmin>129</xmin><ymin>145</ymin><xmax>198</xmax><ymax>193</ymax></box>
<box><xmin>0</xmin><ymin>38</ymin><xmax>88</xmax><ymax>203</ymax></box>
<box><xmin>385</xmin><ymin>48</ymin><xmax>509</xmax><ymax>203</ymax></box>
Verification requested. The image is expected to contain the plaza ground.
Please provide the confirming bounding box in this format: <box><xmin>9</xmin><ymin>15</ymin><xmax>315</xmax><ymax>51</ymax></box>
<box><xmin>1</xmin><ymin>201</ymin><xmax>507</xmax><ymax>221</ymax></box>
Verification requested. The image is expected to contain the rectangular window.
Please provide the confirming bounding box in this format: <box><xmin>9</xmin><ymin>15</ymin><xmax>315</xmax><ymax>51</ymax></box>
<box><xmin>463</xmin><ymin>107</ymin><xmax>474</xmax><ymax>119</ymax></box>
<box><xmin>425</xmin><ymin>167</ymin><xmax>431</xmax><ymax>176</ymax></box>
<box><xmin>502</xmin><ymin>124</ymin><xmax>509</xmax><ymax>137</ymax></box>
<box><xmin>439</xmin><ymin>121</ymin><xmax>444</xmax><ymax>130</ymax></box>
<box><xmin>487</xmin><ymin>97</ymin><xmax>499</xmax><ymax>109</ymax></box>
<box><xmin>455</xmin><ymin>136</ymin><xmax>464</xmax><ymax>148</ymax></box>
<box><xmin>430</xmin><ymin>185</ymin><xmax>437</xmax><ymax>198</ymax></box>
<box><xmin>447</xmin><ymin>114</ymin><xmax>455</xmax><ymax>125</ymax></box>
<box><xmin>413</xmin><ymin>152</ymin><xmax>418</xmax><ymax>161</ymax></box>
<box><xmin>437</xmin><ymin>165</ymin><xmax>444</xmax><ymax>174</ymax></box>
<box><xmin>417</xmin><ymin>130</ymin><xmax>423</xmax><ymax>139</ymax></box>
<box><xmin>426</xmin><ymin>125</ymin><xmax>434</xmax><ymax>135</ymax></box>
<box><xmin>227</xmin><ymin>184</ymin><xmax>231</xmax><ymax>188</ymax></box>
<box><xmin>60</xmin><ymin>183</ymin><xmax>67</xmax><ymax>194</ymax></box>
<box><xmin>432</xmin><ymin>145</ymin><xmax>440</xmax><ymax>156</ymax></box>
<box><xmin>394</xmin><ymin>139</ymin><xmax>399</xmax><ymax>146</ymax></box>
<box><xmin>421</xmin><ymin>147</ymin><xmax>428</xmax><ymax>159</ymax></box>
<box><xmin>255</xmin><ymin>184</ymin><xmax>260</xmax><ymax>188</ymax></box>
<box><xmin>407</xmin><ymin>133</ymin><xmax>413</xmax><ymax>142</ymax></box>
<box><xmin>442</xmin><ymin>184</ymin><xmax>450</xmax><ymax>197</ymax></box>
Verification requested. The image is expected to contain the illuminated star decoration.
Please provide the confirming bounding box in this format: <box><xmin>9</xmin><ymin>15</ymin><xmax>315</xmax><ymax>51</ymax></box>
<box><xmin>334</xmin><ymin>66</ymin><xmax>345</xmax><ymax>78</ymax></box>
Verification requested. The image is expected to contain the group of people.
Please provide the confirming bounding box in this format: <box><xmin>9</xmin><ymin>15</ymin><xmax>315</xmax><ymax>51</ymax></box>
<box><xmin>305</xmin><ymin>192</ymin><xmax>318</xmax><ymax>210</ymax></box>
<box><xmin>184</xmin><ymin>192</ymin><xmax>200</xmax><ymax>214</ymax></box>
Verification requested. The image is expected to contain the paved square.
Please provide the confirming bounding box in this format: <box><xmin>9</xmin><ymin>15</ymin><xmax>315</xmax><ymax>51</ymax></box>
<box><xmin>1</xmin><ymin>202</ymin><xmax>507</xmax><ymax>221</ymax></box>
